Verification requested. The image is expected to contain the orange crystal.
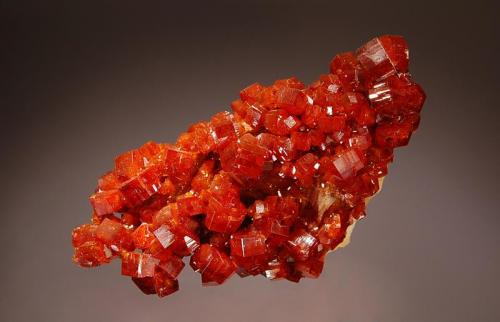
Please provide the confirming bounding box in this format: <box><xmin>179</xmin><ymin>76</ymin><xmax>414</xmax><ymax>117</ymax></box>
<box><xmin>71</xmin><ymin>35</ymin><xmax>426</xmax><ymax>297</ymax></box>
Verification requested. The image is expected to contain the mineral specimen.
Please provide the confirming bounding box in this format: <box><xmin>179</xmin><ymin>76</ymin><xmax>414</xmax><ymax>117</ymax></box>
<box><xmin>71</xmin><ymin>35</ymin><xmax>426</xmax><ymax>297</ymax></box>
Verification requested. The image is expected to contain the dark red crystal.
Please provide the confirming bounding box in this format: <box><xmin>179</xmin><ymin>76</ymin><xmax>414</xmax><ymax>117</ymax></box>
<box><xmin>71</xmin><ymin>35</ymin><xmax>426</xmax><ymax>298</ymax></box>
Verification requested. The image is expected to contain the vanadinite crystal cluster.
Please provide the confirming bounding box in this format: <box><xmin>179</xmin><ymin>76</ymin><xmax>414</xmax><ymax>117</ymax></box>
<box><xmin>72</xmin><ymin>35</ymin><xmax>425</xmax><ymax>297</ymax></box>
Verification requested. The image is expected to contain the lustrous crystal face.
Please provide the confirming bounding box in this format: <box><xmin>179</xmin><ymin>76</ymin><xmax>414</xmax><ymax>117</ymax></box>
<box><xmin>71</xmin><ymin>35</ymin><xmax>426</xmax><ymax>298</ymax></box>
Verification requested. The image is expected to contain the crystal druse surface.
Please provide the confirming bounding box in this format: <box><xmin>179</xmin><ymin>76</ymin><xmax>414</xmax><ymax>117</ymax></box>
<box><xmin>71</xmin><ymin>35</ymin><xmax>426</xmax><ymax>298</ymax></box>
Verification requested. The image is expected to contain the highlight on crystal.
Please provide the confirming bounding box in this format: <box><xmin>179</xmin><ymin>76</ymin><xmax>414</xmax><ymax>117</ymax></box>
<box><xmin>71</xmin><ymin>35</ymin><xmax>426</xmax><ymax>297</ymax></box>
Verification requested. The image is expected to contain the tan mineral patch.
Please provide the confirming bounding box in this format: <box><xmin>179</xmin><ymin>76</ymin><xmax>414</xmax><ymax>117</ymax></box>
<box><xmin>332</xmin><ymin>177</ymin><xmax>385</xmax><ymax>251</ymax></box>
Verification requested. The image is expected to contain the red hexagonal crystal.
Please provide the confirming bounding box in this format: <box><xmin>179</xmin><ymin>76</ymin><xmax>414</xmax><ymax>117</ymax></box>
<box><xmin>71</xmin><ymin>35</ymin><xmax>426</xmax><ymax>298</ymax></box>
<box><xmin>72</xmin><ymin>224</ymin><xmax>98</xmax><ymax>247</ymax></box>
<box><xmin>190</xmin><ymin>244</ymin><xmax>236</xmax><ymax>286</ymax></box>
<box><xmin>368</xmin><ymin>73</ymin><xmax>425</xmax><ymax>116</ymax></box>
<box><xmin>220</xmin><ymin>133</ymin><xmax>271</xmax><ymax>180</ymax></box>
<box><xmin>154</xmin><ymin>269</ymin><xmax>180</xmax><ymax>297</ymax></box>
<box><xmin>89</xmin><ymin>190</ymin><xmax>124</xmax><ymax>216</ymax></box>
<box><xmin>264</xmin><ymin>109</ymin><xmax>301</xmax><ymax>136</ymax></box>
<box><xmin>95</xmin><ymin>218</ymin><xmax>133</xmax><ymax>251</ymax></box>
<box><xmin>329</xmin><ymin>52</ymin><xmax>363</xmax><ymax>91</ymax></box>
<box><xmin>287</xmin><ymin>229</ymin><xmax>319</xmax><ymax>261</ymax></box>
<box><xmin>230</xmin><ymin>229</ymin><xmax>267</xmax><ymax>258</ymax></box>
<box><xmin>158</xmin><ymin>255</ymin><xmax>185</xmax><ymax>279</ymax></box>
<box><xmin>121</xmin><ymin>252</ymin><xmax>157</xmax><ymax>278</ymax></box>
<box><xmin>203</xmin><ymin>173</ymin><xmax>246</xmax><ymax>233</ymax></box>
<box><xmin>73</xmin><ymin>240</ymin><xmax>111</xmax><ymax>267</ymax></box>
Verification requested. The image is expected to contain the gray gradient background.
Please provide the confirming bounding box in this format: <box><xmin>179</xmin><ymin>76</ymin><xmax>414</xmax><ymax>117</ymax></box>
<box><xmin>1</xmin><ymin>1</ymin><xmax>499</xmax><ymax>321</ymax></box>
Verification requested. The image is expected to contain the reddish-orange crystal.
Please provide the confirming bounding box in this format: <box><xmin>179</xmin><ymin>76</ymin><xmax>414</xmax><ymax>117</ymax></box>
<box><xmin>71</xmin><ymin>35</ymin><xmax>426</xmax><ymax>298</ymax></box>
